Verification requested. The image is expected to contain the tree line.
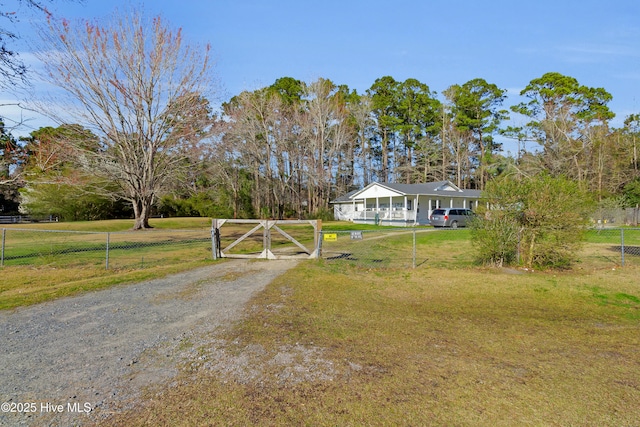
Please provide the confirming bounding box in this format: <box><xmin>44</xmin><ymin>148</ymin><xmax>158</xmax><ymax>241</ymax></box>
<box><xmin>1</xmin><ymin>9</ymin><xmax>640</xmax><ymax>226</ymax></box>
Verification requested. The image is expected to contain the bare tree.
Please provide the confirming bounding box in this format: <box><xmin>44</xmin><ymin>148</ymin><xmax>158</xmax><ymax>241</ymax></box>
<box><xmin>222</xmin><ymin>89</ymin><xmax>283</xmax><ymax>218</ymax></box>
<box><xmin>0</xmin><ymin>1</ymin><xmax>83</xmax><ymax>89</ymax></box>
<box><xmin>0</xmin><ymin>117</ymin><xmax>20</xmax><ymax>185</ymax></box>
<box><xmin>1</xmin><ymin>0</ymin><xmax>46</xmax><ymax>88</ymax></box>
<box><xmin>347</xmin><ymin>93</ymin><xmax>374</xmax><ymax>186</ymax></box>
<box><xmin>34</xmin><ymin>9</ymin><xmax>215</xmax><ymax>229</ymax></box>
<box><xmin>300</xmin><ymin>78</ymin><xmax>354</xmax><ymax>214</ymax></box>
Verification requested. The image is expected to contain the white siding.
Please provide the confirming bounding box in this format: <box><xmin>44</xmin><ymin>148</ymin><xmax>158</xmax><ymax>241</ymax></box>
<box><xmin>356</xmin><ymin>184</ymin><xmax>403</xmax><ymax>199</ymax></box>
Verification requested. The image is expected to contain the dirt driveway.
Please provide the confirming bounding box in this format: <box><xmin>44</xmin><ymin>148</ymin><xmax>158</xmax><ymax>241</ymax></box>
<box><xmin>0</xmin><ymin>259</ymin><xmax>298</xmax><ymax>426</ymax></box>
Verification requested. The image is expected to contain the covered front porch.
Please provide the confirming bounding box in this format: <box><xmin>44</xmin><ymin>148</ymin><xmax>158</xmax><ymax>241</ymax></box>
<box><xmin>347</xmin><ymin>195</ymin><xmax>478</xmax><ymax>226</ymax></box>
<box><xmin>348</xmin><ymin>195</ymin><xmax>417</xmax><ymax>225</ymax></box>
<box><xmin>331</xmin><ymin>181</ymin><xmax>482</xmax><ymax>226</ymax></box>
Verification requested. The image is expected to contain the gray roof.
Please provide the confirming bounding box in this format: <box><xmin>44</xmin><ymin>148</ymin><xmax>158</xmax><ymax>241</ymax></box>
<box><xmin>332</xmin><ymin>181</ymin><xmax>482</xmax><ymax>203</ymax></box>
<box><xmin>331</xmin><ymin>189</ymin><xmax>360</xmax><ymax>203</ymax></box>
<box><xmin>380</xmin><ymin>181</ymin><xmax>482</xmax><ymax>198</ymax></box>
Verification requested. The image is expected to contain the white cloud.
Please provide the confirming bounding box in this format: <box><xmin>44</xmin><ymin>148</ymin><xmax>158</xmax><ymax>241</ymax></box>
<box><xmin>505</xmin><ymin>87</ymin><xmax>524</xmax><ymax>96</ymax></box>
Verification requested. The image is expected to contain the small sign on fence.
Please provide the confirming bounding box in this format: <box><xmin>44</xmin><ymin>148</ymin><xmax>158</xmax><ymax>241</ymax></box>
<box><xmin>323</xmin><ymin>233</ymin><xmax>338</xmax><ymax>242</ymax></box>
<box><xmin>350</xmin><ymin>231</ymin><xmax>363</xmax><ymax>240</ymax></box>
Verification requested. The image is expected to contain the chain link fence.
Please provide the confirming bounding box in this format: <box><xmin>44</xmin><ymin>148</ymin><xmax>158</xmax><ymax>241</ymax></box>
<box><xmin>317</xmin><ymin>227</ymin><xmax>640</xmax><ymax>270</ymax></box>
<box><xmin>2</xmin><ymin>226</ymin><xmax>638</xmax><ymax>271</ymax></box>
<box><xmin>1</xmin><ymin>228</ymin><xmax>214</xmax><ymax>269</ymax></box>
<box><xmin>582</xmin><ymin>227</ymin><xmax>640</xmax><ymax>268</ymax></box>
<box><xmin>318</xmin><ymin>229</ymin><xmax>425</xmax><ymax>269</ymax></box>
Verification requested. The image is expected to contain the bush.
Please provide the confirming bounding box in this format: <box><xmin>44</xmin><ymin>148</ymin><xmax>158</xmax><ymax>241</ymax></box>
<box><xmin>471</xmin><ymin>174</ymin><xmax>594</xmax><ymax>269</ymax></box>
<box><xmin>308</xmin><ymin>207</ymin><xmax>335</xmax><ymax>221</ymax></box>
<box><xmin>470</xmin><ymin>210</ymin><xmax>519</xmax><ymax>267</ymax></box>
<box><xmin>158</xmin><ymin>192</ymin><xmax>235</xmax><ymax>218</ymax></box>
<box><xmin>20</xmin><ymin>183</ymin><xmax>131</xmax><ymax>221</ymax></box>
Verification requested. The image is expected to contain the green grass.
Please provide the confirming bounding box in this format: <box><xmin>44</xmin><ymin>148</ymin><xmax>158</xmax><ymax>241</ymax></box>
<box><xmin>1</xmin><ymin>228</ymin><xmax>213</xmax><ymax>268</ymax></box>
<box><xmin>583</xmin><ymin>227</ymin><xmax>640</xmax><ymax>245</ymax></box>
<box><xmin>319</xmin><ymin>228</ymin><xmax>474</xmax><ymax>269</ymax></box>
<box><xmin>3</xmin><ymin>218</ymin><xmax>640</xmax><ymax>424</ymax></box>
<box><xmin>0</xmin><ymin>218</ymin><xmax>220</xmax><ymax>309</ymax></box>
<box><xmin>322</xmin><ymin>221</ymin><xmax>412</xmax><ymax>231</ymax></box>
<box><xmin>0</xmin><ymin>259</ymin><xmax>215</xmax><ymax>310</ymax></box>
<box><xmin>99</xmin><ymin>261</ymin><xmax>640</xmax><ymax>426</ymax></box>
<box><xmin>0</xmin><ymin>217</ymin><xmax>326</xmax><ymax>308</ymax></box>
<box><xmin>1</xmin><ymin>217</ymin><xmax>213</xmax><ymax>231</ymax></box>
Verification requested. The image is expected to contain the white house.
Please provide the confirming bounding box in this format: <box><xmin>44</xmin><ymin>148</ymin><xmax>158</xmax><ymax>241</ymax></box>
<box><xmin>331</xmin><ymin>181</ymin><xmax>482</xmax><ymax>226</ymax></box>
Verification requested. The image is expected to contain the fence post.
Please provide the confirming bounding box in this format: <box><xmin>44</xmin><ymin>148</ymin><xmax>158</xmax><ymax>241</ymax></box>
<box><xmin>621</xmin><ymin>228</ymin><xmax>625</xmax><ymax>267</ymax></box>
<box><xmin>211</xmin><ymin>219</ymin><xmax>216</xmax><ymax>261</ymax></box>
<box><xmin>412</xmin><ymin>228</ymin><xmax>416</xmax><ymax>269</ymax></box>
<box><xmin>211</xmin><ymin>219</ymin><xmax>218</xmax><ymax>261</ymax></box>
<box><xmin>105</xmin><ymin>232</ymin><xmax>110</xmax><ymax>270</ymax></box>
<box><xmin>314</xmin><ymin>219</ymin><xmax>322</xmax><ymax>258</ymax></box>
<box><xmin>317</xmin><ymin>231</ymin><xmax>323</xmax><ymax>258</ymax></box>
<box><xmin>262</xmin><ymin>220</ymin><xmax>272</xmax><ymax>259</ymax></box>
<box><xmin>1</xmin><ymin>228</ymin><xmax>5</xmax><ymax>267</ymax></box>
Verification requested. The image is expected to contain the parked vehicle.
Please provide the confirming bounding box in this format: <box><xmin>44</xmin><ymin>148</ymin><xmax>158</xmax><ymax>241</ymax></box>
<box><xmin>429</xmin><ymin>208</ymin><xmax>474</xmax><ymax>228</ymax></box>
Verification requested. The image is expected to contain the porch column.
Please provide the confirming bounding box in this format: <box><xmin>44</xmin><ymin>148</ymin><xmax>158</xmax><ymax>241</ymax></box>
<box><xmin>404</xmin><ymin>196</ymin><xmax>408</xmax><ymax>221</ymax></box>
<box><xmin>352</xmin><ymin>198</ymin><xmax>356</xmax><ymax>220</ymax></box>
<box><xmin>363</xmin><ymin>198</ymin><xmax>367</xmax><ymax>219</ymax></box>
<box><xmin>389</xmin><ymin>196</ymin><xmax>393</xmax><ymax>219</ymax></box>
<box><xmin>450</xmin><ymin>199</ymin><xmax>453</xmax><ymax>208</ymax></box>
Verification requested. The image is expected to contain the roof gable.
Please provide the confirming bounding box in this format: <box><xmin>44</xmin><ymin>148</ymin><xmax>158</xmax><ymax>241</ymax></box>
<box><xmin>354</xmin><ymin>182</ymin><xmax>404</xmax><ymax>199</ymax></box>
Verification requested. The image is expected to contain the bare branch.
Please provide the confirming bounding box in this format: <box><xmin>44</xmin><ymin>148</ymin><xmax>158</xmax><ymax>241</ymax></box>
<box><xmin>33</xmin><ymin>8</ymin><xmax>216</xmax><ymax>229</ymax></box>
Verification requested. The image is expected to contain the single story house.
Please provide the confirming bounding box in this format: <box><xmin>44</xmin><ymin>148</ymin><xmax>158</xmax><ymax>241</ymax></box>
<box><xmin>331</xmin><ymin>181</ymin><xmax>482</xmax><ymax>226</ymax></box>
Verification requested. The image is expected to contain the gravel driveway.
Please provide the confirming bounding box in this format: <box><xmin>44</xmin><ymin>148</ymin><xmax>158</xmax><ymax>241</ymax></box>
<box><xmin>0</xmin><ymin>259</ymin><xmax>298</xmax><ymax>426</ymax></box>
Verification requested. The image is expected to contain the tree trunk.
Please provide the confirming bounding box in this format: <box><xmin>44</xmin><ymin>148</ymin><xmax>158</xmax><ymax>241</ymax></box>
<box><xmin>131</xmin><ymin>198</ymin><xmax>153</xmax><ymax>230</ymax></box>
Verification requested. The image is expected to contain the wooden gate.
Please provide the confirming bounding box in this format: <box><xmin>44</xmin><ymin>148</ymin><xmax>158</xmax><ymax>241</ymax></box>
<box><xmin>211</xmin><ymin>219</ymin><xmax>321</xmax><ymax>260</ymax></box>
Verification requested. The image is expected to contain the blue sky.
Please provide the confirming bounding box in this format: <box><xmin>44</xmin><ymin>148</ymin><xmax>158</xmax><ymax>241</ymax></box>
<box><xmin>2</xmin><ymin>0</ymin><xmax>640</xmax><ymax>155</ymax></box>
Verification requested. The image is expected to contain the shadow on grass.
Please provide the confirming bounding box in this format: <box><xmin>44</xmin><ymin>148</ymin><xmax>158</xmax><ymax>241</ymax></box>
<box><xmin>608</xmin><ymin>245</ymin><xmax>640</xmax><ymax>256</ymax></box>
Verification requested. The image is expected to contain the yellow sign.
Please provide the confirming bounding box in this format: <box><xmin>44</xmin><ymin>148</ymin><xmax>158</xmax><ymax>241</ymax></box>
<box><xmin>323</xmin><ymin>233</ymin><xmax>337</xmax><ymax>241</ymax></box>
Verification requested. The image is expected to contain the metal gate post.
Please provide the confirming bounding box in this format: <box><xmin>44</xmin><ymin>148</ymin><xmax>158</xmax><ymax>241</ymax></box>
<box><xmin>211</xmin><ymin>219</ymin><xmax>218</xmax><ymax>260</ymax></box>
<box><xmin>412</xmin><ymin>228</ymin><xmax>416</xmax><ymax>269</ymax></box>
<box><xmin>621</xmin><ymin>228</ymin><xmax>625</xmax><ymax>267</ymax></box>
<box><xmin>1</xmin><ymin>228</ymin><xmax>5</xmax><ymax>267</ymax></box>
<box><xmin>105</xmin><ymin>232</ymin><xmax>110</xmax><ymax>270</ymax></box>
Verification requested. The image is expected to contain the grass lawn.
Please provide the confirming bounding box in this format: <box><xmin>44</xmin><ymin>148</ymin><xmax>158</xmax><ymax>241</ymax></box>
<box><xmin>0</xmin><ymin>219</ymin><xmax>365</xmax><ymax>309</ymax></box>
<box><xmin>98</xmin><ymin>243</ymin><xmax>640</xmax><ymax>426</ymax></box>
<box><xmin>0</xmin><ymin>217</ymin><xmax>214</xmax><ymax>232</ymax></box>
<box><xmin>0</xmin><ymin>218</ymin><xmax>217</xmax><ymax>309</ymax></box>
<box><xmin>3</xmin><ymin>219</ymin><xmax>640</xmax><ymax>425</ymax></box>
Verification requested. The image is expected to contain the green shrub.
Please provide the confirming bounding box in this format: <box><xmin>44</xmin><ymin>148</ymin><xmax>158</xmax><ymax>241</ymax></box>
<box><xmin>470</xmin><ymin>210</ymin><xmax>519</xmax><ymax>267</ymax></box>
<box><xmin>472</xmin><ymin>173</ymin><xmax>594</xmax><ymax>269</ymax></box>
<box><xmin>308</xmin><ymin>207</ymin><xmax>335</xmax><ymax>221</ymax></box>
